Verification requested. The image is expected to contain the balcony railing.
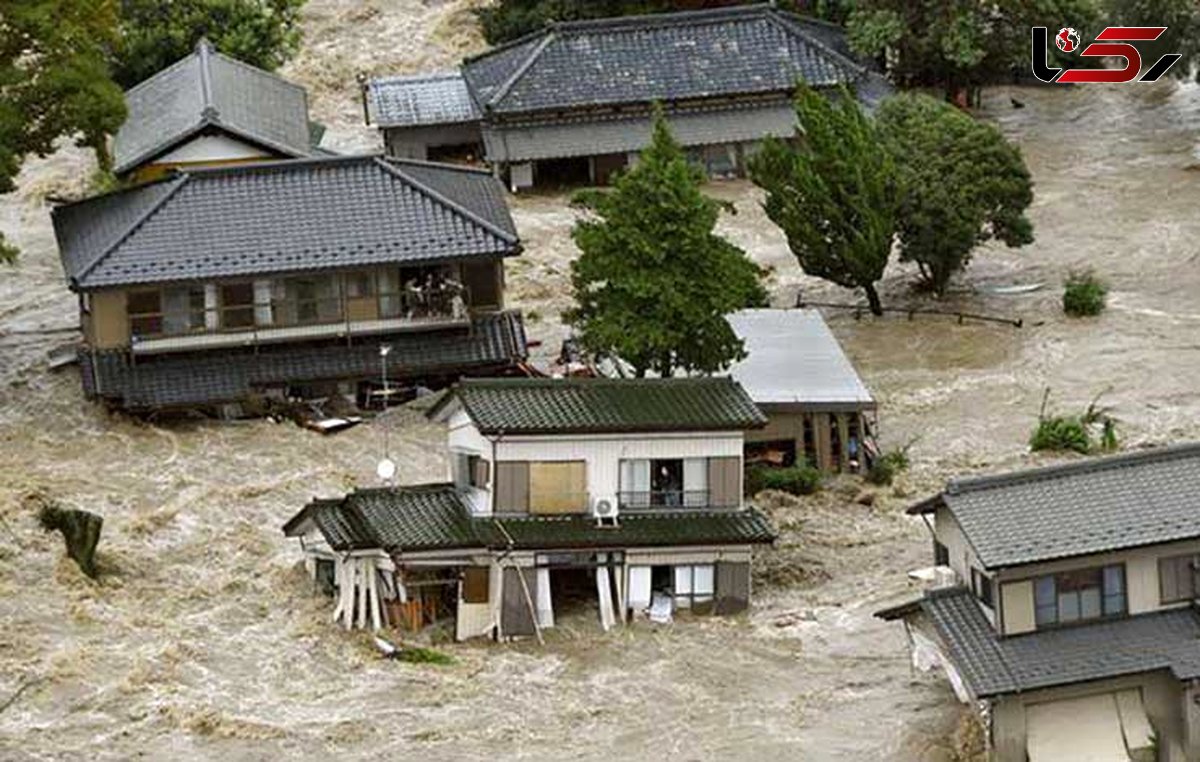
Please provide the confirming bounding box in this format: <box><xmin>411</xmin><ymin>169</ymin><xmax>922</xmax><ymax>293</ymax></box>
<box><xmin>618</xmin><ymin>490</ymin><xmax>730</xmax><ymax>510</ymax></box>
<box><xmin>127</xmin><ymin>284</ymin><xmax>470</xmax><ymax>354</ymax></box>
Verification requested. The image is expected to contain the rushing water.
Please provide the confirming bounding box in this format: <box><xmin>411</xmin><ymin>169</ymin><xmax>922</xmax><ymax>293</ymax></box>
<box><xmin>2</xmin><ymin>72</ymin><xmax>1200</xmax><ymax>760</ymax></box>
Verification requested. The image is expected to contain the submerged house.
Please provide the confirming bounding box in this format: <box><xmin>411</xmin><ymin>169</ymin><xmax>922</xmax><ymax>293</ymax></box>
<box><xmin>283</xmin><ymin>377</ymin><xmax>777</xmax><ymax>640</ymax></box>
<box><xmin>52</xmin><ymin>155</ymin><xmax>527</xmax><ymax>411</ymax></box>
<box><xmin>725</xmin><ymin>309</ymin><xmax>876</xmax><ymax>473</ymax></box>
<box><xmin>877</xmin><ymin>445</ymin><xmax>1200</xmax><ymax>761</ymax></box>
<box><xmin>365</xmin><ymin>4</ymin><xmax>888</xmax><ymax>190</ymax></box>
<box><xmin>113</xmin><ymin>39</ymin><xmax>319</xmax><ymax>183</ymax></box>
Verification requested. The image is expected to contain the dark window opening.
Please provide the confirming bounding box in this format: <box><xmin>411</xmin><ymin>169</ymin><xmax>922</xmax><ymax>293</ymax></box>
<box><xmin>128</xmin><ymin>289</ymin><xmax>163</xmax><ymax>337</ymax></box>
<box><xmin>1034</xmin><ymin>564</ymin><xmax>1125</xmax><ymax>628</ymax></box>
<box><xmin>220</xmin><ymin>282</ymin><xmax>256</xmax><ymax>328</ymax></box>
<box><xmin>745</xmin><ymin>439</ymin><xmax>797</xmax><ymax>468</ymax></box>
<box><xmin>971</xmin><ymin>568</ymin><xmax>994</xmax><ymax>609</ymax></box>
<box><xmin>650</xmin><ymin>458</ymin><xmax>684</xmax><ymax>507</ymax></box>
<box><xmin>934</xmin><ymin>541</ymin><xmax>950</xmax><ymax>567</ymax></box>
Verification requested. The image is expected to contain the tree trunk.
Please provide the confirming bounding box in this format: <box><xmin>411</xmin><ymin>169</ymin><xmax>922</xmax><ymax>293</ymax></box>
<box><xmin>863</xmin><ymin>283</ymin><xmax>884</xmax><ymax>316</ymax></box>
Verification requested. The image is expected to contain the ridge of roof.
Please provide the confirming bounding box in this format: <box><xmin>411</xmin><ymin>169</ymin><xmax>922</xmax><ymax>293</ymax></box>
<box><xmin>548</xmin><ymin>3</ymin><xmax>775</xmax><ymax>34</ymax></box>
<box><xmin>483</xmin><ymin>30</ymin><xmax>558</xmax><ymax>110</ymax></box>
<box><xmin>767</xmin><ymin>11</ymin><xmax>868</xmax><ymax>83</ymax></box>
<box><xmin>371</xmin><ymin>70</ymin><xmax>465</xmax><ymax>85</ymax></box>
<box><xmin>71</xmin><ymin>175</ymin><xmax>190</xmax><ymax>286</ymax></box>
<box><xmin>374</xmin><ymin>157</ymin><xmax>518</xmax><ymax>245</ymax></box>
<box><xmin>944</xmin><ymin>443</ymin><xmax>1200</xmax><ymax>496</ymax></box>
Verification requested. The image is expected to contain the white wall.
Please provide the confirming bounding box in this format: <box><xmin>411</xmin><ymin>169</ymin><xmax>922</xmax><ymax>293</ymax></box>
<box><xmin>445</xmin><ymin>407</ymin><xmax>494</xmax><ymax>514</ymax></box>
<box><xmin>156</xmin><ymin>133</ymin><xmax>273</xmax><ymax>163</ymax></box>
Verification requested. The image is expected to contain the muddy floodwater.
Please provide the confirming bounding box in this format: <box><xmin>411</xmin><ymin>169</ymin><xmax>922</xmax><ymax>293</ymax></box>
<box><xmin>3</xmin><ymin>4</ymin><xmax>1200</xmax><ymax>755</ymax></box>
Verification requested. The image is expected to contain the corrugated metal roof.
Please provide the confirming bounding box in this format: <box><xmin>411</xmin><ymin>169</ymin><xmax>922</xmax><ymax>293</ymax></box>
<box><xmin>461</xmin><ymin>4</ymin><xmax>863</xmax><ymax>115</ymax></box>
<box><xmin>368</xmin><ymin>72</ymin><xmax>481</xmax><ymax>128</ymax></box>
<box><xmin>481</xmin><ymin>101</ymin><xmax>796</xmax><ymax>162</ymax></box>
<box><xmin>724</xmin><ymin>309</ymin><xmax>874</xmax><ymax>408</ymax></box>
<box><xmin>113</xmin><ymin>39</ymin><xmax>312</xmax><ymax>175</ymax></box>
<box><xmin>910</xmin><ymin>444</ymin><xmax>1200</xmax><ymax>569</ymax></box>
<box><xmin>53</xmin><ymin>155</ymin><xmax>519</xmax><ymax>289</ymax></box>
<box><xmin>430</xmin><ymin>377</ymin><xmax>767</xmax><ymax>435</ymax></box>
<box><xmin>81</xmin><ymin>312</ymin><xmax>528</xmax><ymax>409</ymax></box>
<box><xmin>914</xmin><ymin>588</ymin><xmax>1200</xmax><ymax>698</ymax></box>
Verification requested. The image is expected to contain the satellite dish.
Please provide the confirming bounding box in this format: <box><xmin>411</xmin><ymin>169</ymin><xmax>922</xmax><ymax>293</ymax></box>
<box><xmin>376</xmin><ymin>458</ymin><xmax>396</xmax><ymax>482</ymax></box>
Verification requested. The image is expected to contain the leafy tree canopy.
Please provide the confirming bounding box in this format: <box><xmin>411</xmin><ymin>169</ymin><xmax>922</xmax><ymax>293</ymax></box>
<box><xmin>749</xmin><ymin>84</ymin><xmax>898</xmax><ymax>316</ymax></box>
<box><xmin>113</xmin><ymin>0</ymin><xmax>305</xmax><ymax>89</ymax></box>
<box><xmin>566</xmin><ymin>107</ymin><xmax>766</xmax><ymax>377</ymax></box>
<box><xmin>877</xmin><ymin>93</ymin><xmax>1033</xmax><ymax>296</ymax></box>
<box><xmin>847</xmin><ymin>0</ymin><xmax>1101</xmax><ymax>94</ymax></box>
<box><xmin>1104</xmin><ymin>0</ymin><xmax>1200</xmax><ymax>82</ymax></box>
<box><xmin>0</xmin><ymin>0</ymin><xmax>127</xmax><ymax>263</ymax></box>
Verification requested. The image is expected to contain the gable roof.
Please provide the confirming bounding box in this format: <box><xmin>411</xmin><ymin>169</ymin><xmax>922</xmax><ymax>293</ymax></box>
<box><xmin>428</xmin><ymin>377</ymin><xmax>767</xmax><ymax>435</ymax></box>
<box><xmin>284</xmin><ymin>483</ymin><xmax>776</xmax><ymax>552</ymax></box>
<box><xmin>908</xmin><ymin>443</ymin><xmax>1200</xmax><ymax>569</ymax></box>
<box><xmin>368</xmin><ymin>71</ymin><xmax>481</xmax><ymax>128</ymax></box>
<box><xmin>725</xmin><ymin>309</ymin><xmax>875</xmax><ymax>409</ymax></box>
<box><xmin>113</xmin><ymin>39</ymin><xmax>313</xmax><ymax>175</ymax></box>
<box><xmin>460</xmin><ymin>4</ymin><xmax>865</xmax><ymax>116</ymax></box>
<box><xmin>883</xmin><ymin>588</ymin><xmax>1200</xmax><ymax>699</ymax></box>
<box><xmin>53</xmin><ymin>155</ymin><xmax>520</xmax><ymax>290</ymax></box>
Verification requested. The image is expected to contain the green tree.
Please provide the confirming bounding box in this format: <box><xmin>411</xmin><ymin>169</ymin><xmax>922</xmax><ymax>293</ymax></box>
<box><xmin>749</xmin><ymin>84</ymin><xmax>898</xmax><ymax>316</ymax></box>
<box><xmin>113</xmin><ymin>0</ymin><xmax>305</xmax><ymax>89</ymax></box>
<box><xmin>0</xmin><ymin>0</ymin><xmax>127</xmax><ymax>263</ymax></box>
<box><xmin>1103</xmin><ymin>0</ymin><xmax>1200</xmax><ymax>82</ymax></box>
<box><xmin>847</xmin><ymin>0</ymin><xmax>1101</xmax><ymax>98</ymax></box>
<box><xmin>566</xmin><ymin>108</ymin><xmax>766</xmax><ymax>377</ymax></box>
<box><xmin>877</xmin><ymin>94</ymin><xmax>1033</xmax><ymax>296</ymax></box>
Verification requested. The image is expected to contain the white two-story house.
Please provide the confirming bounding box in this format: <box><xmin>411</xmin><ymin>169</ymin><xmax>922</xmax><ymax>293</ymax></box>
<box><xmin>284</xmin><ymin>377</ymin><xmax>776</xmax><ymax>641</ymax></box>
<box><xmin>878</xmin><ymin>444</ymin><xmax>1200</xmax><ymax>762</ymax></box>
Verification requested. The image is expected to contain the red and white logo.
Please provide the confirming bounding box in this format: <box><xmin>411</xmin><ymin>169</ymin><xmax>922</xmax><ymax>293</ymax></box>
<box><xmin>1055</xmin><ymin>27</ymin><xmax>1080</xmax><ymax>52</ymax></box>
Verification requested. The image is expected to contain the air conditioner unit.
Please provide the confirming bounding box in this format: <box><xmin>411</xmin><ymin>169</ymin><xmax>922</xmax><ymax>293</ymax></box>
<box><xmin>593</xmin><ymin>496</ymin><xmax>619</xmax><ymax>528</ymax></box>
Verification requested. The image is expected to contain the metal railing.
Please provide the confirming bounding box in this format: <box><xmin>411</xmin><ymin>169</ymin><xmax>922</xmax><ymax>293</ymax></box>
<box><xmin>127</xmin><ymin>283</ymin><xmax>470</xmax><ymax>343</ymax></box>
<box><xmin>618</xmin><ymin>490</ymin><xmax>724</xmax><ymax>510</ymax></box>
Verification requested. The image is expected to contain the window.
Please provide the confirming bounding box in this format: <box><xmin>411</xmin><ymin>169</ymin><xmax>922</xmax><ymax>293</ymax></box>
<box><xmin>219</xmin><ymin>282</ymin><xmax>256</xmax><ymax>328</ymax></box>
<box><xmin>971</xmin><ymin>568</ymin><xmax>995</xmax><ymax>609</ymax></box>
<box><xmin>934</xmin><ymin>541</ymin><xmax>950</xmax><ymax>567</ymax></box>
<box><xmin>673</xmin><ymin>564</ymin><xmax>715</xmax><ymax>609</ymax></box>
<box><xmin>1160</xmin><ymin>554</ymin><xmax>1197</xmax><ymax>604</ymax></box>
<box><xmin>620</xmin><ymin>458</ymin><xmax>709</xmax><ymax>508</ymax></box>
<box><xmin>162</xmin><ymin>286</ymin><xmax>206</xmax><ymax>334</ymax></box>
<box><xmin>462</xmin><ymin>567</ymin><xmax>489</xmax><ymax>604</ymax></box>
<box><xmin>346</xmin><ymin>271</ymin><xmax>375</xmax><ymax>299</ymax></box>
<box><xmin>128</xmin><ymin>289</ymin><xmax>163</xmax><ymax>337</ymax></box>
<box><xmin>528</xmin><ymin>461</ymin><xmax>587</xmax><ymax>514</ymax></box>
<box><xmin>1033</xmin><ymin>564</ymin><xmax>1125</xmax><ymax>627</ymax></box>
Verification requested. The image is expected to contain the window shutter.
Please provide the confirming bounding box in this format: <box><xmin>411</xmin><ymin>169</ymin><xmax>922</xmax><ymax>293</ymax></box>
<box><xmin>707</xmin><ymin>456</ymin><xmax>741</xmax><ymax>508</ymax></box>
<box><xmin>474</xmin><ymin>457</ymin><xmax>490</xmax><ymax>488</ymax></box>
<box><xmin>495</xmin><ymin>461</ymin><xmax>529</xmax><ymax>513</ymax></box>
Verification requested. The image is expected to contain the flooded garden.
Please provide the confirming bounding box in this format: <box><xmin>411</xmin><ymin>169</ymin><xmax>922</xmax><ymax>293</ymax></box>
<box><xmin>2</xmin><ymin>1</ymin><xmax>1200</xmax><ymax>759</ymax></box>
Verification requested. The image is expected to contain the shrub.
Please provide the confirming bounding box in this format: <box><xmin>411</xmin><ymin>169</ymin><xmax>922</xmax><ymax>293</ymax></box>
<box><xmin>1029</xmin><ymin>416</ymin><xmax>1091</xmax><ymax>454</ymax></box>
<box><xmin>746</xmin><ymin>464</ymin><xmax>822</xmax><ymax>496</ymax></box>
<box><xmin>867</xmin><ymin>449</ymin><xmax>911</xmax><ymax>486</ymax></box>
<box><xmin>1063</xmin><ymin>270</ymin><xmax>1107</xmax><ymax>316</ymax></box>
<box><xmin>397</xmin><ymin>646</ymin><xmax>455</xmax><ymax>666</ymax></box>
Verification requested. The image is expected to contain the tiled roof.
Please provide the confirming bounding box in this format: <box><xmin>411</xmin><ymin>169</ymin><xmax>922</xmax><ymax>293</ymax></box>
<box><xmin>53</xmin><ymin>155</ymin><xmax>519</xmax><ymax>289</ymax></box>
<box><xmin>429</xmin><ymin>377</ymin><xmax>767</xmax><ymax>435</ymax></box>
<box><xmin>285</xmin><ymin>487</ymin><xmax>776</xmax><ymax>552</ymax></box>
<box><xmin>80</xmin><ymin>313</ymin><xmax>528</xmax><ymax>409</ymax></box>
<box><xmin>113</xmin><ymin>39</ymin><xmax>312</xmax><ymax>175</ymax></box>
<box><xmin>461</xmin><ymin>4</ymin><xmax>865</xmax><ymax>116</ymax></box>
<box><xmin>908</xmin><ymin>444</ymin><xmax>1200</xmax><ymax>569</ymax></box>
<box><xmin>911</xmin><ymin>588</ymin><xmax>1200</xmax><ymax>698</ymax></box>
<box><xmin>368</xmin><ymin>72</ymin><xmax>481</xmax><ymax>127</ymax></box>
<box><xmin>286</xmin><ymin>484</ymin><xmax>484</xmax><ymax>552</ymax></box>
<box><xmin>725</xmin><ymin>309</ymin><xmax>875</xmax><ymax>408</ymax></box>
<box><xmin>493</xmin><ymin>508</ymin><xmax>776</xmax><ymax>549</ymax></box>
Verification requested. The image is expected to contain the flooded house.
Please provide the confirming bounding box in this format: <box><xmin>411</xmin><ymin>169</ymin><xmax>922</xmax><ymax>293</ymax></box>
<box><xmin>877</xmin><ymin>445</ymin><xmax>1200</xmax><ymax>761</ymax></box>
<box><xmin>51</xmin><ymin>154</ymin><xmax>527</xmax><ymax>412</ymax></box>
<box><xmin>725</xmin><ymin>309</ymin><xmax>877</xmax><ymax>473</ymax></box>
<box><xmin>283</xmin><ymin>377</ymin><xmax>777</xmax><ymax>640</ymax></box>
<box><xmin>113</xmin><ymin>39</ymin><xmax>320</xmax><ymax>183</ymax></box>
<box><xmin>364</xmin><ymin>4</ymin><xmax>889</xmax><ymax>190</ymax></box>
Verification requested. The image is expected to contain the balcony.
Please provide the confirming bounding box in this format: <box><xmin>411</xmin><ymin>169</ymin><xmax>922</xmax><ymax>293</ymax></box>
<box><xmin>128</xmin><ymin>283</ymin><xmax>470</xmax><ymax>356</ymax></box>
<box><xmin>618</xmin><ymin>490</ymin><xmax>735</xmax><ymax>511</ymax></box>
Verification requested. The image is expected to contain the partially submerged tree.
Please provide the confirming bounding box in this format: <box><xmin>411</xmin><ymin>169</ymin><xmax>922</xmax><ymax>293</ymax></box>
<box><xmin>749</xmin><ymin>84</ymin><xmax>898</xmax><ymax>316</ymax></box>
<box><xmin>566</xmin><ymin>107</ymin><xmax>766</xmax><ymax>377</ymax></box>
<box><xmin>37</xmin><ymin>502</ymin><xmax>104</xmax><ymax>579</ymax></box>
<box><xmin>113</xmin><ymin>0</ymin><xmax>305</xmax><ymax>88</ymax></box>
<box><xmin>0</xmin><ymin>0</ymin><xmax>127</xmax><ymax>263</ymax></box>
<box><xmin>877</xmin><ymin>93</ymin><xmax>1033</xmax><ymax>296</ymax></box>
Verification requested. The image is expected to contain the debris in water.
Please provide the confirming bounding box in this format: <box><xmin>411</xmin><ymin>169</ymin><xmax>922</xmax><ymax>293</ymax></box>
<box><xmin>34</xmin><ymin>495</ymin><xmax>103</xmax><ymax>579</ymax></box>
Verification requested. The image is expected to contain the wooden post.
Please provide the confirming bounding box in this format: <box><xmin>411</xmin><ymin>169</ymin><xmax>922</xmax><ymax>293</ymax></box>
<box><xmin>836</xmin><ymin>414</ymin><xmax>851</xmax><ymax>474</ymax></box>
<box><xmin>813</xmin><ymin>413</ymin><xmax>832</xmax><ymax>472</ymax></box>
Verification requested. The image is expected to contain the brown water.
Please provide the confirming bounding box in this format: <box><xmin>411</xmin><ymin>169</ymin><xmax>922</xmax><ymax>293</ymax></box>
<box><xmin>1</xmin><ymin>3</ymin><xmax>1199</xmax><ymax>757</ymax></box>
